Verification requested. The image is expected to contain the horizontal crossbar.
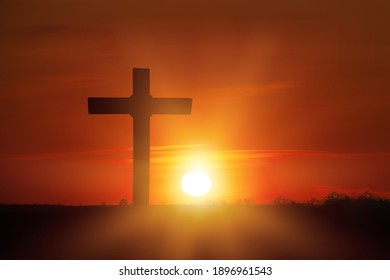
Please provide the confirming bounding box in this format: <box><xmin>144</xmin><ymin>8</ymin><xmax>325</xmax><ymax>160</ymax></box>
<box><xmin>88</xmin><ymin>97</ymin><xmax>192</xmax><ymax>115</ymax></box>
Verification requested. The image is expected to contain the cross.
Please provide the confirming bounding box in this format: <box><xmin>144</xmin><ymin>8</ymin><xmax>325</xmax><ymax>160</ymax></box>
<box><xmin>88</xmin><ymin>68</ymin><xmax>192</xmax><ymax>207</ymax></box>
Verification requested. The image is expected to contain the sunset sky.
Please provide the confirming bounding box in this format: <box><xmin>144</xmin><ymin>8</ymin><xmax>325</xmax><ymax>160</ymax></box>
<box><xmin>1</xmin><ymin>0</ymin><xmax>390</xmax><ymax>205</ymax></box>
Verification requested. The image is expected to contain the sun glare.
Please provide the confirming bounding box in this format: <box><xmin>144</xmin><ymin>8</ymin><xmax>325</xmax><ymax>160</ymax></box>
<box><xmin>181</xmin><ymin>170</ymin><xmax>212</xmax><ymax>197</ymax></box>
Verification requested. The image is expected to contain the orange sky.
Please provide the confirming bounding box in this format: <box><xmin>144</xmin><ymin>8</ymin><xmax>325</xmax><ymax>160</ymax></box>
<box><xmin>1</xmin><ymin>0</ymin><xmax>390</xmax><ymax>205</ymax></box>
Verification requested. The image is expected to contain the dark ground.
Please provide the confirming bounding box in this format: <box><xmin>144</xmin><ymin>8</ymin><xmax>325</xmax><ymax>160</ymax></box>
<box><xmin>1</xmin><ymin>202</ymin><xmax>390</xmax><ymax>259</ymax></box>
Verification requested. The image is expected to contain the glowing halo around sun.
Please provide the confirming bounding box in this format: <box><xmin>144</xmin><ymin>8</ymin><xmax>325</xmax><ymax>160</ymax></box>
<box><xmin>181</xmin><ymin>170</ymin><xmax>212</xmax><ymax>197</ymax></box>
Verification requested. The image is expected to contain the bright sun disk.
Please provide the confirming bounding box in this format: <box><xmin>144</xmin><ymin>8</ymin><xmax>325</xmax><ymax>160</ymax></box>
<box><xmin>181</xmin><ymin>170</ymin><xmax>212</xmax><ymax>197</ymax></box>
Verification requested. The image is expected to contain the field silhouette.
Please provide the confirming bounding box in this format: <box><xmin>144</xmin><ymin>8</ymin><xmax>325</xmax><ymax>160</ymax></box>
<box><xmin>1</xmin><ymin>198</ymin><xmax>390</xmax><ymax>259</ymax></box>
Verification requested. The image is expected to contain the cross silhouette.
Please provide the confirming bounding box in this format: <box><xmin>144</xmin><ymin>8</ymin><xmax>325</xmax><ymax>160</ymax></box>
<box><xmin>88</xmin><ymin>68</ymin><xmax>192</xmax><ymax>206</ymax></box>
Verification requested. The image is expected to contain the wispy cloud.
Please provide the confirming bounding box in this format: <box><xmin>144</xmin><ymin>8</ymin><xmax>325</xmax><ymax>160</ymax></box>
<box><xmin>202</xmin><ymin>81</ymin><xmax>296</xmax><ymax>100</ymax></box>
<box><xmin>150</xmin><ymin>144</ymin><xmax>209</xmax><ymax>153</ymax></box>
<box><xmin>31</xmin><ymin>25</ymin><xmax>74</xmax><ymax>35</ymax></box>
<box><xmin>0</xmin><ymin>144</ymin><xmax>208</xmax><ymax>162</ymax></box>
<box><xmin>3</xmin><ymin>146</ymin><xmax>390</xmax><ymax>164</ymax></box>
<box><xmin>0</xmin><ymin>147</ymin><xmax>131</xmax><ymax>162</ymax></box>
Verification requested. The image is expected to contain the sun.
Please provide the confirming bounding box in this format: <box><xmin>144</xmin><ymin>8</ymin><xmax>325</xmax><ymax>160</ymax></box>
<box><xmin>181</xmin><ymin>170</ymin><xmax>212</xmax><ymax>197</ymax></box>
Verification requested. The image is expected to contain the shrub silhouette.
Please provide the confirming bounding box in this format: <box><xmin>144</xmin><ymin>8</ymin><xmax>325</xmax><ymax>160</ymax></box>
<box><xmin>306</xmin><ymin>198</ymin><xmax>321</xmax><ymax>206</ymax></box>
<box><xmin>118</xmin><ymin>198</ymin><xmax>128</xmax><ymax>206</ymax></box>
<box><xmin>273</xmin><ymin>196</ymin><xmax>295</xmax><ymax>205</ymax></box>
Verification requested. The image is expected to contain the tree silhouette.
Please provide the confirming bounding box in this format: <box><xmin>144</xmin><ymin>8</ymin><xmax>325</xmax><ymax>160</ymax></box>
<box><xmin>323</xmin><ymin>191</ymin><xmax>351</xmax><ymax>206</ymax></box>
<box><xmin>358</xmin><ymin>191</ymin><xmax>377</xmax><ymax>201</ymax></box>
<box><xmin>324</xmin><ymin>191</ymin><xmax>340</xmax><ymax>202</ymax></box>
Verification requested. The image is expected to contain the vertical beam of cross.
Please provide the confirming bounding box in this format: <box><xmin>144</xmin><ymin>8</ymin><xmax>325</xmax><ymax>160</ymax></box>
<box><xmin>132</xmin><ymin>69</ymin><xmax>151</xmax><ymax>207</ymax></box>
<box><xmin>88</xmin><ymin>68</ymin><xmax>192</xmax><ymax>207</ymax></box>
